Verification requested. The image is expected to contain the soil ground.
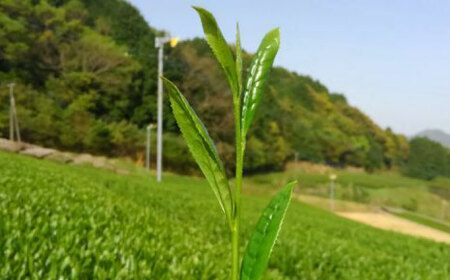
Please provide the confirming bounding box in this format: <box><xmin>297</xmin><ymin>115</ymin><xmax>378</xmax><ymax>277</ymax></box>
<box><xmin>338</xmin><ymin>212</ymin><xmax>450</xmax><ymax>244</ymax></box>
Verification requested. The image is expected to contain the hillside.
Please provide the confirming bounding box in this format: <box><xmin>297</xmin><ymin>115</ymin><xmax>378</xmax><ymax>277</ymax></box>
<box><xmin>0</xmin><ymin>0</ymin><xmax>408</xmax><ymax>174</ymax></box>
<box><xmin>1</xmin><ymin>150</ymin><xmax>449</xmax><ymax>278</ymax></box>
<box><xmin>416</xmin><ymin>129</ymin><xmax>450</xmax><ymax>149</ymax></box>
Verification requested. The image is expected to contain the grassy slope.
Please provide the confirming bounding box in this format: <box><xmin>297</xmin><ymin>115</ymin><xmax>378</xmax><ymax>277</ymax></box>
<box><xmin>246</xmin><ymin>168</ymin><xmax>449</xmax><ymax>221</ymax></box>
<box><xmin>1</xmin><ymin>151</ymin><xmax>449</xmax><ymax>279</ymax></box>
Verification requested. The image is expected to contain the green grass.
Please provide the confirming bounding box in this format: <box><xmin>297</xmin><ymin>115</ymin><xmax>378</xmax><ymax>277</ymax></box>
<box><xmin>1</xmin><ymin>151</ymin><xmax>449</xmax><ymax>279</ymax></box>
<box><xmin>246</xmin><ymin>169</ymin><xmax>449</xmax><ymax>222</ymax></box>
<box><xmin>393</xmin><ymin>212</ymin><xmax>450</xmax><ymax>234</ymax></box>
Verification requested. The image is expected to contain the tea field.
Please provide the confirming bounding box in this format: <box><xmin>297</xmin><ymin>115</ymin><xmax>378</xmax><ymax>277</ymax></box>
<box><xmin>1</xmin><ymin>151</ymin><xmax>449</xmax><ymax>279</ymax></box>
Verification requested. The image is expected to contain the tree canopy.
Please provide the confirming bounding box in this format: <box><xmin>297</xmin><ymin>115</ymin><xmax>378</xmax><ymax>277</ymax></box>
<box><xmin>0</xmin><ymin>0</ymin><xmax>414</xmax><ymax>174</ymax></box>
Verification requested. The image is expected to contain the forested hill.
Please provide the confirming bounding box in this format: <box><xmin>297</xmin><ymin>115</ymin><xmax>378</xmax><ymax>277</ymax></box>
<box><xmin>0</xmin><ymin>0</ymin><xmax>409</xmax><ymax>173</ymax></box>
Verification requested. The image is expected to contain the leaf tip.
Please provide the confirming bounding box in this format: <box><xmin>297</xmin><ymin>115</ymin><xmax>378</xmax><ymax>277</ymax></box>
<box><xmin>286</xmin><ymin>180</ymin><xmax>297</xmax><ymax>193</ymax></box>
<box><xmin>160</xmin><ymin>76</ymin><xmax>170</xmax><ymax>85</ymax></box>
<box><xmin>270</xmin><ymin>27</ymin><xmax>281</xmax><ymax>46</ymax></box>
<box><xmin>192</xmin><ymin>6</ymin><xmax>210</xmax><ymax>17</ymax></box>
<box><xmin>161</xmin><ymin>77</ymin><xmax>177</xmax><ymax>97</ymax></box>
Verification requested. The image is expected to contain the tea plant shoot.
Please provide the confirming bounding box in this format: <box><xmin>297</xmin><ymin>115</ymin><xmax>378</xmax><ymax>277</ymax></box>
<box><xmin>162</xmin><ymin>6</ymin><xmax>296</xmax><ymax>280</ymax></box>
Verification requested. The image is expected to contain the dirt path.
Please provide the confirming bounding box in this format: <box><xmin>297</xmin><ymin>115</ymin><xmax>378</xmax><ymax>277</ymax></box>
<box><xmin>296</xmin><ymin>194</ymin><xmax>450</xmax><ymax>244</ymax></box>
<box><xmin>338</xmin><ymin>212</ymin><xmax>450</xmax><ymax>244</ymax></box>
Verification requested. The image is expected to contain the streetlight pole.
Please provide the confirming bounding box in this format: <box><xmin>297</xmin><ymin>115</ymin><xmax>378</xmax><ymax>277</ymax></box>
<box><xmin>154</xmin><ymin>36</ymin><xmax>178</xmax><ymax>182</ymax></box>
<box><xmin>146</xmin><ymin>124</ymin><xmax>153</xmax><ymax>171</ymax></box>
<box><xmin>155</xmin><ymin>37</ymin><xmax>166</xmax><ymax>182</ymax></box>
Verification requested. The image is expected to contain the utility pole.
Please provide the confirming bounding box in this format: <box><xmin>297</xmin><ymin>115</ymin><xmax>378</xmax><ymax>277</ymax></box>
<box><xmin>9</xmin><ymin>84</ymin><xmax>13</xmax><ymax>141</ymax></box>
<box><xmin>329</xmin><ymin>173</ymin><xmax>337</xmax><ymax>212</ymax></box>
<box><xmin>146</xmin><ymin>124</ymin><xmax>153</xmax><ymax>171</ymax></box>
<box><xmin>8</xmin><ymin>83</ymin><xmax>20</xmax><ymax>142</ymax></box>
<box><xmin>154</xmin><ymin>36</ymin><xmax>178</xmax><ymax>182</ymax></box>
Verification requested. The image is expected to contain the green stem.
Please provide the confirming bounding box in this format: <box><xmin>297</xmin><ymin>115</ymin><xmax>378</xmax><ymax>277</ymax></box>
<box><xmin>232</xmin><ymin>145</ymin><xmax>244</xmax><ymax>280</ymax></box>
<box><xmin>231</xmin><ymin>223</ymin><xmax>239</xmax><ymax>280</ymax></box>
<box><xmin>232</xmin><ymin>93</ymin><xmax>245</xmax><ymax>280</ymax></box>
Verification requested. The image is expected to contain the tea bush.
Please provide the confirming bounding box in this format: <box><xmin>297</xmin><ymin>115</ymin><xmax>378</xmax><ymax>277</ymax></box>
<box><xmin>0</xmin><ymin>151</ymin><xmax>449</xmax><ymax>279</ymax></box>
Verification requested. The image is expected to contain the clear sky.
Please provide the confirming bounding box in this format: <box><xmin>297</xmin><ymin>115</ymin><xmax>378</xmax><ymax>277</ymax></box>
<box><xmin>129</xmin><ymin>0</ymin><xmax>450</xmax><ymax>136</ymax></box>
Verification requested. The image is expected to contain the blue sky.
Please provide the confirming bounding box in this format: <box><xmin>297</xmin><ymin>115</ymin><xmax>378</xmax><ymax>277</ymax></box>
<box><xmin>129</xmin><ymin>0</ymin><xmax>450</xmax><ymax>136</ymax></box>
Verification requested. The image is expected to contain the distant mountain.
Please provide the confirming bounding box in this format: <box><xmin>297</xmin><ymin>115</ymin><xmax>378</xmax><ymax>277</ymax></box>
<box><xmin>415</xmin><ymin>129</ymin><xmax>450</xmax><ymax>149</ymax></box>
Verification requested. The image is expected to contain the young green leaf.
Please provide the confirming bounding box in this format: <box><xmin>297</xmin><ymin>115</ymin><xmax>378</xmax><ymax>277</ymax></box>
<box><xmin>162</xmin><ymin>77</ymin><xmax>233</xmax><ymax>223</ymax></box>
<box><xmin>240</xmin><ymin>181</ymin><xmax>296</xmax><ymax>280</ymax></box>
<box><xmin>193</xmin><ymin>6</ymin><xmax>239</xmax><ymax>98</ymax></box>
<box><xmin>236</xmin><ymin>23</ymin><xmax>243</xmax><ymax>98</ymax></box>
<box><xmin>241</xmin><ymin>28</ymin><xmax>280</xmax><ymax>137</ymax></box>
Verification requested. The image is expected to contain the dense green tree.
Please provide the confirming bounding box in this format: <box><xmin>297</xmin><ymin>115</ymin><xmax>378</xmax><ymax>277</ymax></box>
<box><xmin>405</xmin><ymin>137</ymin><xmax>450</xmax><ymax>180</ymax></box>
<box><xmin>364</xmin><ymin>140</ymin><xmax>385</xmax><ymax>172</ymax></box>
<box><xmin>0</xmin><ymin>0</ymin><xmax>139</xmax><ymax>155</ymax></box>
